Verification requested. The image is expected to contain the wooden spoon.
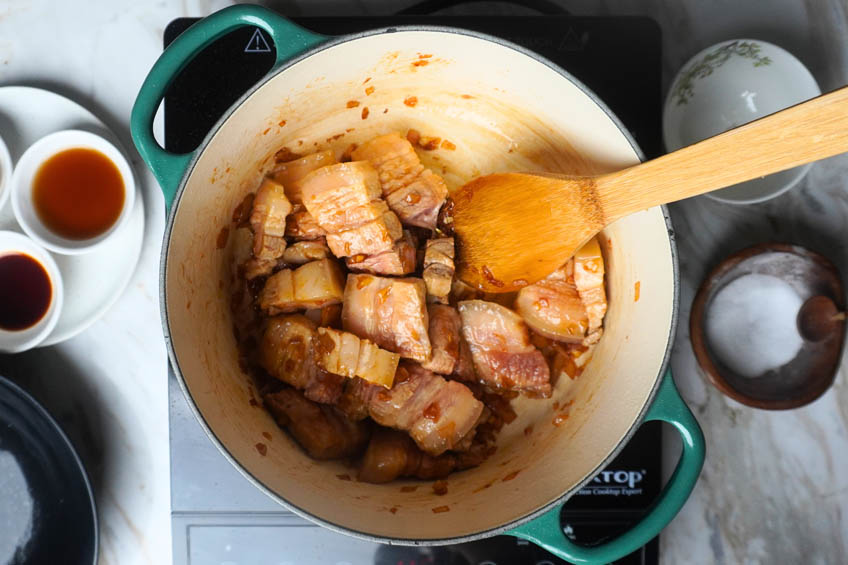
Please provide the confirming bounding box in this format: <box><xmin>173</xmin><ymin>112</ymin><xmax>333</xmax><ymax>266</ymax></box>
<box><xmin>451</xmin><ymin>86</ymin><xmax>848</xmax><ymax>292</ymax></box>
<box><xmin>797</xmin><ymin>295</ymin><xmax>846</xmax><ymax>342</ymax></box>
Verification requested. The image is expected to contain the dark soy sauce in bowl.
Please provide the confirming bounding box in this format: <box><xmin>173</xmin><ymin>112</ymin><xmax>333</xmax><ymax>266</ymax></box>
<box><xmin>0</xmin><ymin>253</ymin><xmax>52</xmax><ymax>330</ymax></box>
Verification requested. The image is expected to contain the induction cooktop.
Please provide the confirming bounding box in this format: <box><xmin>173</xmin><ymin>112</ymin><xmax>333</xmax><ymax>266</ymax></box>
<box><xmin>165</xmin><ymin>10</ymin><xmax>663</xmax><ymax>565</ymax></box>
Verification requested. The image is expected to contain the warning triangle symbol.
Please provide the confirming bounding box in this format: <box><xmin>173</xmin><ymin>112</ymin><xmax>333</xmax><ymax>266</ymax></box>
<box><xmin>245</xmin><ymin>28</ymin><xmax>272</xmax><ymax>53</ymax></box>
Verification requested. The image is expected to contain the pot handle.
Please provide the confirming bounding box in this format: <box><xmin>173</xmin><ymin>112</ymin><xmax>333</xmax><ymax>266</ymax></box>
<box><xmin>130</xmin><ymin>5</ymin><xmax>326</xmax><ymax>211</ymax></box>
<box><xmin>508</xmin><ymin>370</ymin><xmax>705</xmax><ymax>565</ymax></box>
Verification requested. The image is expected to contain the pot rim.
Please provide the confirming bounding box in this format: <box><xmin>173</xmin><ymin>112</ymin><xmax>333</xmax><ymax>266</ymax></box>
<box><xmin>159</xmin><ymin>23</ymin><xmax>680</xmax><ymax>545</ymax></box>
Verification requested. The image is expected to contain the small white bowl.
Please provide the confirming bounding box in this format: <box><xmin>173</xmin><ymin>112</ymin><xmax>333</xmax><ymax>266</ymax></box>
<box><xmin>664</xmin><ymin>39</ymin><xmax>821</xmax><ymax>204</ymax></box>
<box><xmin>0</xmin><ymin>132</ymin><xmax>12</xmax><ymax>213</ymax></box>
<box><xmin>0</xmin><ymin>231</ymin><xmax>64</xmax><ymax>353</ymax></box>
<box><xmin>10</xmin><ymin>130</ymin><xmax>136</xmax><ymax>255</ymax></box>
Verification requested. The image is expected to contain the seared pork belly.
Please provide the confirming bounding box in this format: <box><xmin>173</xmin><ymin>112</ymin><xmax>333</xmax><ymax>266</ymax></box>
<box><xmin>324</xmin><ymin>211</ymin><xmax>402</xmax><ymax>257</ymax></box>
<box><xmin>271</xmin><ymin>150</ymin><xmax>337</xmax><ymax>205</ymax></box>
<box><xmin>263</xmin><ymin>388</ymin><xmax>370</xmax><ymax>460</ymax></box>
<box><xmin>342</xmin><ymin>274</ymin><xmax>431</xmax><ymax>362</ymax></box>
<box><xmin>573</xmin><ymin>237</ymin><xmax>607</xmax><ymax>344</ymax></box>
<box><xmin>258</xmin><ymin>258</ymin><xmax>344</xmax><ymax>314</ymax></box>
<box><xmin>300</xmin><ymin>161</ymin><xmax>402</xmax><ymax>257</ymax></box>
<box><xmin>253</xmin><ymin>233</ymin><xmax>287</xmax><ymax>262</ymax></box>
<box><xmin>515</xmin><ymin>238</ymin><xmax>606</xmax><ymax>347</ymax></box>
<box><xmin>345</xmin><ymin>231</ymin><xmax>417</xmax><ymax>275</ymax></box>
<box><xmin>358</xmin><ymin>428</ymin><xmax>457</xmax><ymax>483</ymax></box>
<box><xmin>243</xmin><ymin>258</ymin><xmax>277</xmax><ymax>280</ymax></box>
<box><xmin>231</xmin><ymin>226</ymin><xmax>278</xmax><ymax>280</ymax></box>
<box><xmin>336</xmin><ymin>376</ymin><xmax>380</xmax><ymax>422</ymax></box>
<box><xmin>458</xmin><ymin>300</ymin><xmax>551</xmax><ymax>397</ymax></box>
<box><xmin>303</xmin><ymin>303</ymin><xmax>342</xmax><ymax>329</ymax></box>
<box><xmin>421</xmin><ymin>304</ymin><xmax>461</xmax><ymax>375</ymax></box>
<box><xmin>352</xmin><ymin>133</ymin><xmax>448</xmax><ymax>229</ymax></box>
<box><xmin>231</xmin><ymin>135</ymin><xmax>610</xmax><ymax>484</ymax></box>
<box><xmin>313</xmin><ymin>327</ymin><xmax>400</xmax><ymax>388</ymax></box>
<box><xmin>230</xmin><ymin>227</ymin><xmax>254</xmax><ymax>269</ymax></box>
<box><xmin>281</xmin><ymin>239</ymin><xmax>330</xmax><ymax>265</ymax></box>
<box><xmin>259</xmin><ymin>314</ymin><xmax>345</xmax><ymax>404</ymax></box>
<box><xmin>367</xmin><ymin>363</ymin><xmax>483</xmax><ymax>456</ymax></box>
<box><xmin>250</xmin><ymin>178</ymin><xmax>291</xmax><ymax>259</ymax></box>
<box><xmin>452</xmin><ymin>330</ymin><xmax>477</xmax><ymax>382</ymax></box>
<box><xmin>514</xmin><ymin>261</ymin><xmax>588</xmax><ymax>344</ymax></box>
<box><xmin>285</xmin><ymin>205</ymin><xmax>327</xmax><ymax>241</ymax></box>
<box><xmin>422</xmin><ymin>237</ymin><xmax>455</xmax><ymax>302</ymax></box>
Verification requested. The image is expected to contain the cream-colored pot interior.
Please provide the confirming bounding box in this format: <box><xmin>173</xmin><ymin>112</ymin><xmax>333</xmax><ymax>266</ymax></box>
<box><xmin>164</xmin><ymin>30</ymin><xmax>676</xmax><ymax>542</ymax></box>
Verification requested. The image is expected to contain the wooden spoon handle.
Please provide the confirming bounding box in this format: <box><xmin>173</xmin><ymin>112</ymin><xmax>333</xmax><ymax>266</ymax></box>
<box><xmin>597</xmin><ymin>86</ymin><xmax>848</xmax><ymax>220</ymax></box>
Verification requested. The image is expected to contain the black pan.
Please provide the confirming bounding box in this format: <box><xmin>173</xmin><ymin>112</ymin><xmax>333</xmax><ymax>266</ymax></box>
<box><xmin>0</xmin><ymin>375</ymin><xmax>97</xmax><ymax>565</ymax></box>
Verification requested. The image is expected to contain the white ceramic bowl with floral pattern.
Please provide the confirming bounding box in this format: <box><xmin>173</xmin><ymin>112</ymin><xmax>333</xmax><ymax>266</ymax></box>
<box><xmin>663</xmin><ymin>39</ymin><xmax>821</xmax><ymax>204</ymax></box>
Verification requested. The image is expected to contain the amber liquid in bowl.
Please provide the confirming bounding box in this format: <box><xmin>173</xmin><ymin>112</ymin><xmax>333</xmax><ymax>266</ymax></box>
<box><xmin>0</xmin><ymin>253</ymin><xmax>52</xmax><ymax>330</ymax></box>
<box><xmin>33</xmin><ymin>148</ymin><xmax>125</xmax><ymax>240</ymax></box>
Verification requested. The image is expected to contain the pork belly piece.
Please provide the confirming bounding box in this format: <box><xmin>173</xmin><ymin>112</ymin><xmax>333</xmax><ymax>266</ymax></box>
<box><xmin>258</xmin><ymin>258</ymin><xmax>344</xmax><ymax>314</ymax></box>
<box><xmin>458</xmin><ymin>300</ymin><xmax>551</xmax><ymax>397</ymax></box>
<box><xmin>259</xmin><ymin>269</ymin><xmax>296</xmax><ymax>313</ymax></box>
<box><xmin>263</xmin><ymin>388</ymin><xmax>370</xmax><ymax>460</ymax></box>
<box><xmin>301</xmin><ymin>161</ymin><xmax>382</xmax><ymax>218</ymax></box>
<box><xmin>304</xmin><ymin>303</ymin><xmax>342</xmax><ymax>329</ymax></box>
<box><xmin>352</xmin><ymin>133</ymin><xmax>421</xmax><ymax>194</ymax></box>
<box><xmin>250</xmin><ymin>178</ymin><xmax>292</xmax><ymax>259</ymax></box>
<box><xmin>302</xmin><ymin>370</ymin><xmax>347</xmax><ymax>405</ymax></box>
<box><xmin>384</xmin><ymin>170</ymin><xmax>448</xmax><ymax>230</ymax></box>
<box><xmin>253</xmin><ymin>233</ymin><xmax>287</xmax><ymax>262</ymax></box>
<box><xmin>243</xmin><ymin>258</ymin><xmax>277</xmax><ymax>280</ymax></box>
<box><xmin>573</xmin><ymin>237</ymin><xmax>607</xmax><ymax>343</ymax></box>
<box><xmin>289</xmin><ymin>258</ymin><xmax>344</xmax><ymax>309</ymax></box>
<box><xmin>355</xmin><ymin>339</ymin><xmax>401</xmax><ymax>388</ymax></box>
<box><xmin>514</xmin><ymin>262</ymin><xmax>588</xmax><ymax>344</ymax></box>
<box><xmin>337</xmin><ymin>377</ymin><xmax>381</xmax><ymax>421</ymax></box>
<box><xmin>449</xmin><ymin>279</ymin><xmax>517</xmax><ymax>308</ymax></box>
<box><xmin>345</xmin><ymin>231</ymin><xmax>417</xmax><ymax>275</ymax></box>
<box><xmin>452</xmin><ymin>331</ymin><xmax>477</xmax><ymax>382</ymax></box>
<box><xmin>421</xmin><ymin>304</ymin><xmax>461</xmax><ymax>375</ymax></box>
<box><xmin>300</xmin><ymin>161</ymin><xmax>402</xmax><ymax>256</ymax></box>
<box><xmin>259</xmin><ymin>314</ymin><xmax>345</xmax><ymax>404</ymax></box>
<box><xmin>358</xmin><ymin>428</ymin><xmax>458</xmax><ymax>484</ymax></box>
<box><xmin>423</xmin><ymin>237</ymin><xmax>455</xmax><ymax>302</ymax></box>
<box><xmin>271</xmin><ymin>150</ymin><xmax>337</xmax><ymax>205</ymax></box>
<box><xmin>313</xmin><ymin>327</ymin><xmax>400</xmax><ymax>388</ymax></box>
<box><xmin>285</xmin><ymin>205</ymin><xmax>327</xmax><ymax>240</ymax></box>
<box><xmin>532</xmin><ymin>333</ymin><xmax>593</xmax><ymax>383</ymax></box>
<box><xmin>314</xmin><ymin>199</ymin><xmax>392</xmax><ymax>235</ymax></box>
<box><xmin>282</xmin><ymin>239</ymin><xmax>330</xmax><ymax>265</ymax></box>
<box><xmin>231</xmin><ymin>227</ymin><xmax>254</xmax><ymax>269</ymax></box>
<box><xmin>367</xmin><ymin>363</ymin><xmax>483</xmax><ymax>456</ymax></box>
<box><xmin>342</xmin><ymin>274</ymin><xmax>431</xmax><ymax>362</ymax></box>
<box><xmin>260</xmin><ymin>315</ymin><xmax>314</xmax><ymax>389</ymax></box>
<box><xmin>247</xmin><ymin>179</ymin><xmax>289</xmax><ymax>264</ymax></box>
<box><xmin>351</xmin><ymin>133</ymin><xmax>448</xmax><ymax>229</ymax></box>
<box><xmin>232</xmin><ymin>227</ymin><xmax>278</xmax><ymax>280</ymax></box>
<box><xmin>324</xmin><ymin>210</ymin><xmax>402</xmax><ymax>257</ymax></box>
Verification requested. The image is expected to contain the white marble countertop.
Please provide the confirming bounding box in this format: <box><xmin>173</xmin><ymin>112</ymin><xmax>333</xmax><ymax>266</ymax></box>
<box><xmin>0</xmin><ymin>1</ymin><xmax>846</xmax><ymax>564</ymax></box>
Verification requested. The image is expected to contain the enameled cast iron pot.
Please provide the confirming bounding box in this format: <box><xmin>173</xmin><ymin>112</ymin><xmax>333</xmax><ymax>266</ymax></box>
<box><xmin>131</xmin><ymin>5</ymin><xmax>705</xmax><ymax>563</ymax></box>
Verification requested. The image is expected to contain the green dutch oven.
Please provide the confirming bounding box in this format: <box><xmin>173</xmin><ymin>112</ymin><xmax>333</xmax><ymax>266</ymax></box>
<box><xmin>131</xmin><ymin>5</ymin><xmax>704</xmax><ymax>563</ymax></box>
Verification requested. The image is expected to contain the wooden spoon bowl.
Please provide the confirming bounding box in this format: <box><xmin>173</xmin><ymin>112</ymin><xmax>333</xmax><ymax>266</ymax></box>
<box><xmin>452</xmin><ymin>87</ymin><xmax>848</xmax><ymax>291</ymax></box>
<box><xmin>690</xmin><ymin>243</ymin><xmax>845</xmax><ymax>410</ymax></box>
